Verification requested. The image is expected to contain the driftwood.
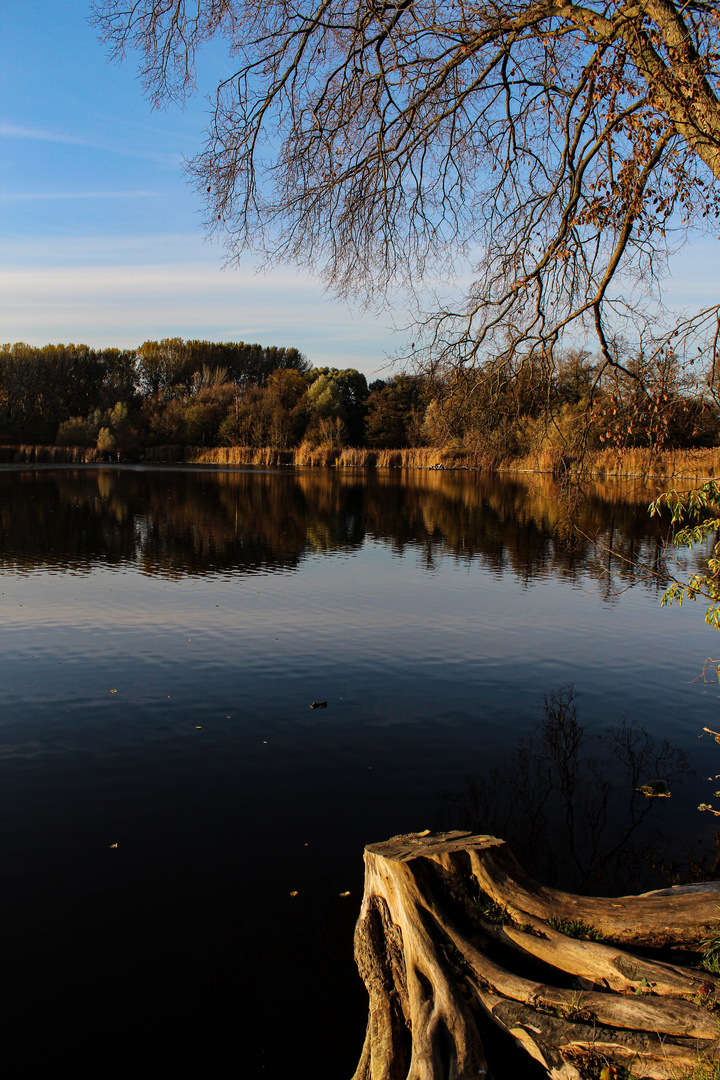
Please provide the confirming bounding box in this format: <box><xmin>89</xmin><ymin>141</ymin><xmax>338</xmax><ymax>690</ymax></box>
<box><xmin>352</xmin><ymin>831</ymin><xmax>720</xmax><ymax>1079</ymax></box>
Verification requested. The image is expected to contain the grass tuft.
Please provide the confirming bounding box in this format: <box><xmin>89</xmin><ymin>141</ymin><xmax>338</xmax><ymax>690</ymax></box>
<box><xmin>473</xmin><ymin>894</ymin><xmax>512</xmax><ymax>925</ymax></box>
<box><xmin>701</xmin><ymin>927</ymin><xmax>720</xmax><ymax>975</ymax></box>
<box><xmin>547</xmin><ymin>916</ymin><xmax>604</xmax><ymax>941</ymax></box>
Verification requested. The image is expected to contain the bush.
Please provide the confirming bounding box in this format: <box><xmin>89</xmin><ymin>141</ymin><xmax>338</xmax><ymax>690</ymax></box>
<box><xmin>56</xmin><ymin>411</ymin><xmax>103</xmax><ymax>447</ymax></box>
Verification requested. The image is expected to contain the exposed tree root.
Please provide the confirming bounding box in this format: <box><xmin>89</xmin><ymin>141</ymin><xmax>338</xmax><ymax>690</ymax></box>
<box><xmin>352</xmin><ymin>832</ymin><xmax>720</xmax><ymax>1080</ymax></box>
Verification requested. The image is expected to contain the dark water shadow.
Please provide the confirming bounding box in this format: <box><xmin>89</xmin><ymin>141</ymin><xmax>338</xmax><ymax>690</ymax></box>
<box><xmin>436</xmin><ymin>685</ymin><xmax>717</xmax><ymax>896</ymax></box>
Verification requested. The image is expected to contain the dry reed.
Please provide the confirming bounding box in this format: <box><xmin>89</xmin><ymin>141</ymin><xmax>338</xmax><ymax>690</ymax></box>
<box><xmin>188</xmin><ymin>444</ymin><xmax>472</xmax><ymax>469</ymax></box>
<box><xmin>188</xmin><ymin>444</ymin><xmax>720</xmax><ymax>478</ymax></box>
<box><xmin>499</xmin><ymin>446</ymin><xmax>720</xmax><ymax>480</ymax></box>
<box><xmin>2</xmin><ymin>443</ymin><xmax>720</xmax><ymax>479</ymax></box>
<box><xmin>0</xmin><ymin>444</ymin><xmax>104</xmax><ymax>464</ymax></box>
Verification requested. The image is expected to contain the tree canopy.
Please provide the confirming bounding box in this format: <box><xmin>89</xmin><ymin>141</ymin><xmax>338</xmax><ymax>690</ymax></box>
<box><xmin>0</xmin><ymin>338</ymin><xmax>308</xmax><ymax>446</ymax></box>
<box><xmin>135</xmin><ymin>337</ymin><xmax>309</xmax><ymax>396</ymax></box>
<box><xmin>94</xmin><ymin>0</ymin><xmax>720</xmax><ymax>400</ymax></box>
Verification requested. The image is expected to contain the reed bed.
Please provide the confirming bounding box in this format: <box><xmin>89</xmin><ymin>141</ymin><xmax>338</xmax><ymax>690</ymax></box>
<box><xmin>189</xmin><ymin>446</ymin><xmax>295</xmax><ymax>466</ymax></box>
<box><xmin>3</xmin><ymin>442</ymin><xmax>720</xmax><ymax>480</ymax></box>
<box><xmin>189</xmin><ymin>444</ymin><xmax>473</xmax><ymax>468</ymax></box>
<box><xmin>499</xmin><ymin>446</ymin><xmax>720</xmax><ymax>480</ymax></box>
<box><xmin>0</xmin><ymin>444</ymin><xmax>104</xmax><ymax>464</ymax></box>
<box><xmin>585</xmin><ymin>446</ymin><xmax>720</xmax><ymax>480</ymax></box>
<box><xmin>188</xmin><ymin>443</ymin><xmax>720</xmax><ymax>477</ymax></box>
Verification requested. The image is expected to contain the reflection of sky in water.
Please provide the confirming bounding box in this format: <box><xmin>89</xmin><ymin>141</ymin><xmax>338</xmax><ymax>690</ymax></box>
<box><xmin>1</xmin><ymin>466</ymin><xmax>719</xmax><ymax>1077</ymax></box>
<box><xmin>1</xmin><ymin>527</ymin><xmax>713</xmax><ymax>718</ymax></box>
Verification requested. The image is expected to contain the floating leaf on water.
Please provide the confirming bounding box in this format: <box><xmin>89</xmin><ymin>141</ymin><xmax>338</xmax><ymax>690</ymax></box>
<box><xmin>636</xmin><ymin>780</ymin><xmax>671</xmax><ymax>798</ymax></box>
<box><xmin>109</xmin><ymin>689</ymin><xmax>117</xmax><ymax>694</ymax></box>
<box><xmin>310</xmin><ymin>701</ymin><xmax>328</xmax><ymax>709</ymax></box>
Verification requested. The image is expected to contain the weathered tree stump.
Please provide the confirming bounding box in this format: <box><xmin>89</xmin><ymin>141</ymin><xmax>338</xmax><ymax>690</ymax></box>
<box><xmin>352</xmin><ymin>831</ymin><xmax>720</xmax><ymax>1079</ymax></box>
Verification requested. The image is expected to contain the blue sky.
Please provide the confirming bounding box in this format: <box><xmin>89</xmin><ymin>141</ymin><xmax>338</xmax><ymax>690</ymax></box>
<box><xmin>0</xmin><ymin>0</ymin><xmax>407</xmax><ymax>378</ymax></box>
<box><xmin>0</xmin><ymin>1</ymin><xmax>717</xmax><ymax>380</ymax></box>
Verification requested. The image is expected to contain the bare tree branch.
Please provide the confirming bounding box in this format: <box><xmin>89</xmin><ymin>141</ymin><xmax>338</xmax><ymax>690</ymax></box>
<box><xmin>92</xmin><ymin>0</ymin><xmax>720</xmax><ymax>407</ymax></box>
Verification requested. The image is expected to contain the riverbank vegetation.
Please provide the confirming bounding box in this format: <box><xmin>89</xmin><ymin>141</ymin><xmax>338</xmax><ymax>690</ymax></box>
<box><xmin>3</xmin><ymin>339</ymin><xmax>720</xmax><ymax>477</ymax></box>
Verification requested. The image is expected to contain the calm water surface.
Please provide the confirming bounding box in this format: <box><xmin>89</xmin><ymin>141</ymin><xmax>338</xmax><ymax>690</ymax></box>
<box><xmin>1</xmin><ymin>465</ymin><xmax>719</xmax><ymax>1076</ymax></box>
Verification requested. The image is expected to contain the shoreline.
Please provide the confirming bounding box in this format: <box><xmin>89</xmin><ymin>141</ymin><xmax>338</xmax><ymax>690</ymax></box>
<box><xmin>3</xmin><ymin>442</ymin><xmax>720</xmax><ymax>481</ymax></box>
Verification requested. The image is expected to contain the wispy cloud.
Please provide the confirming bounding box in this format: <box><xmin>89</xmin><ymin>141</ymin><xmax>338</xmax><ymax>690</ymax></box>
<box><xmin>0</xmin><ymin>190</ymin><xmax>160</xmax><ymax>201</ymax></box>
<box><xmin>0</xmin><ymin>122</ymin><xmax>90</xmax><ymax>146</ymax></box>
<box><xmin>0</xmin><ymin>121</ymin><xmax>180</xmax><ymax>167</ymax></box>
<box><xmin>0</xmin><ymin>232</ymin><xmax>211</xmax><ymax>267</ymax></box>
<box><xmin>0</xmin><ymin>258</ymin><xmax>401</xmax><ymax>376</ymax></box>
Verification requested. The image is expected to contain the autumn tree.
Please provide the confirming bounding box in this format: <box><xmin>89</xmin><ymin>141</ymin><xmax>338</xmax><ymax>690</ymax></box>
<box><xmin>365</xmin><ymin>375</ymin><xmax>428</xmax><ymax>447</ymax></box>
<box><xmin>219</xmin><ymin>368</ymin><xmax>309</xmax><ymax>447</ymax></box>
<box><xmin>0</xmin><ymin>343</ymin><xmax>137</xmax><ymax>443</ymax></box>
<box><xmin>135</xmin><ymin>338</ymin><xmax>309</xmax><ymax>398</ymax></box>
<box><xmin>304</xmin><ymin>367</ymin><xmax>369</xmax><ymax>443</ymax></box>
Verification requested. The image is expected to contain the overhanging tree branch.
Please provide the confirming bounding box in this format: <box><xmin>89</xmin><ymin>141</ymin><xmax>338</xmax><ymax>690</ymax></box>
<box><xmin>92</xmin><ymin>0</ymin><xmax>720</xmax><ymax>419</ymax></box>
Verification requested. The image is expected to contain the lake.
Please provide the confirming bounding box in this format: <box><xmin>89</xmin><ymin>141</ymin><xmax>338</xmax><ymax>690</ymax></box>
<box><xmin>1</xmin><ymin>464</ymin><xmax>718</xmax><ymax>1076</ymax></box>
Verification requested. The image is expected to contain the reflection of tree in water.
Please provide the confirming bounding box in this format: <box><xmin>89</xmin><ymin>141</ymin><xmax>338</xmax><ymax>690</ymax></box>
<box><xmin>0</xmin><ymin>466</ymin><xmax>674</xmax><ymax>589</ymax></box>
<box><xmin>437</xmin><ymin>686</ymin><xmax>696</xmax><ymax>896</ymax></box>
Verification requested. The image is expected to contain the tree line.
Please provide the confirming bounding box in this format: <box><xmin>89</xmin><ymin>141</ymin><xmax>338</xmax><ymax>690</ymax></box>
<box><xmin>0</xmin><ymin>338</ymin><xmax>717</xmax><ymax>458</ymax></box>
